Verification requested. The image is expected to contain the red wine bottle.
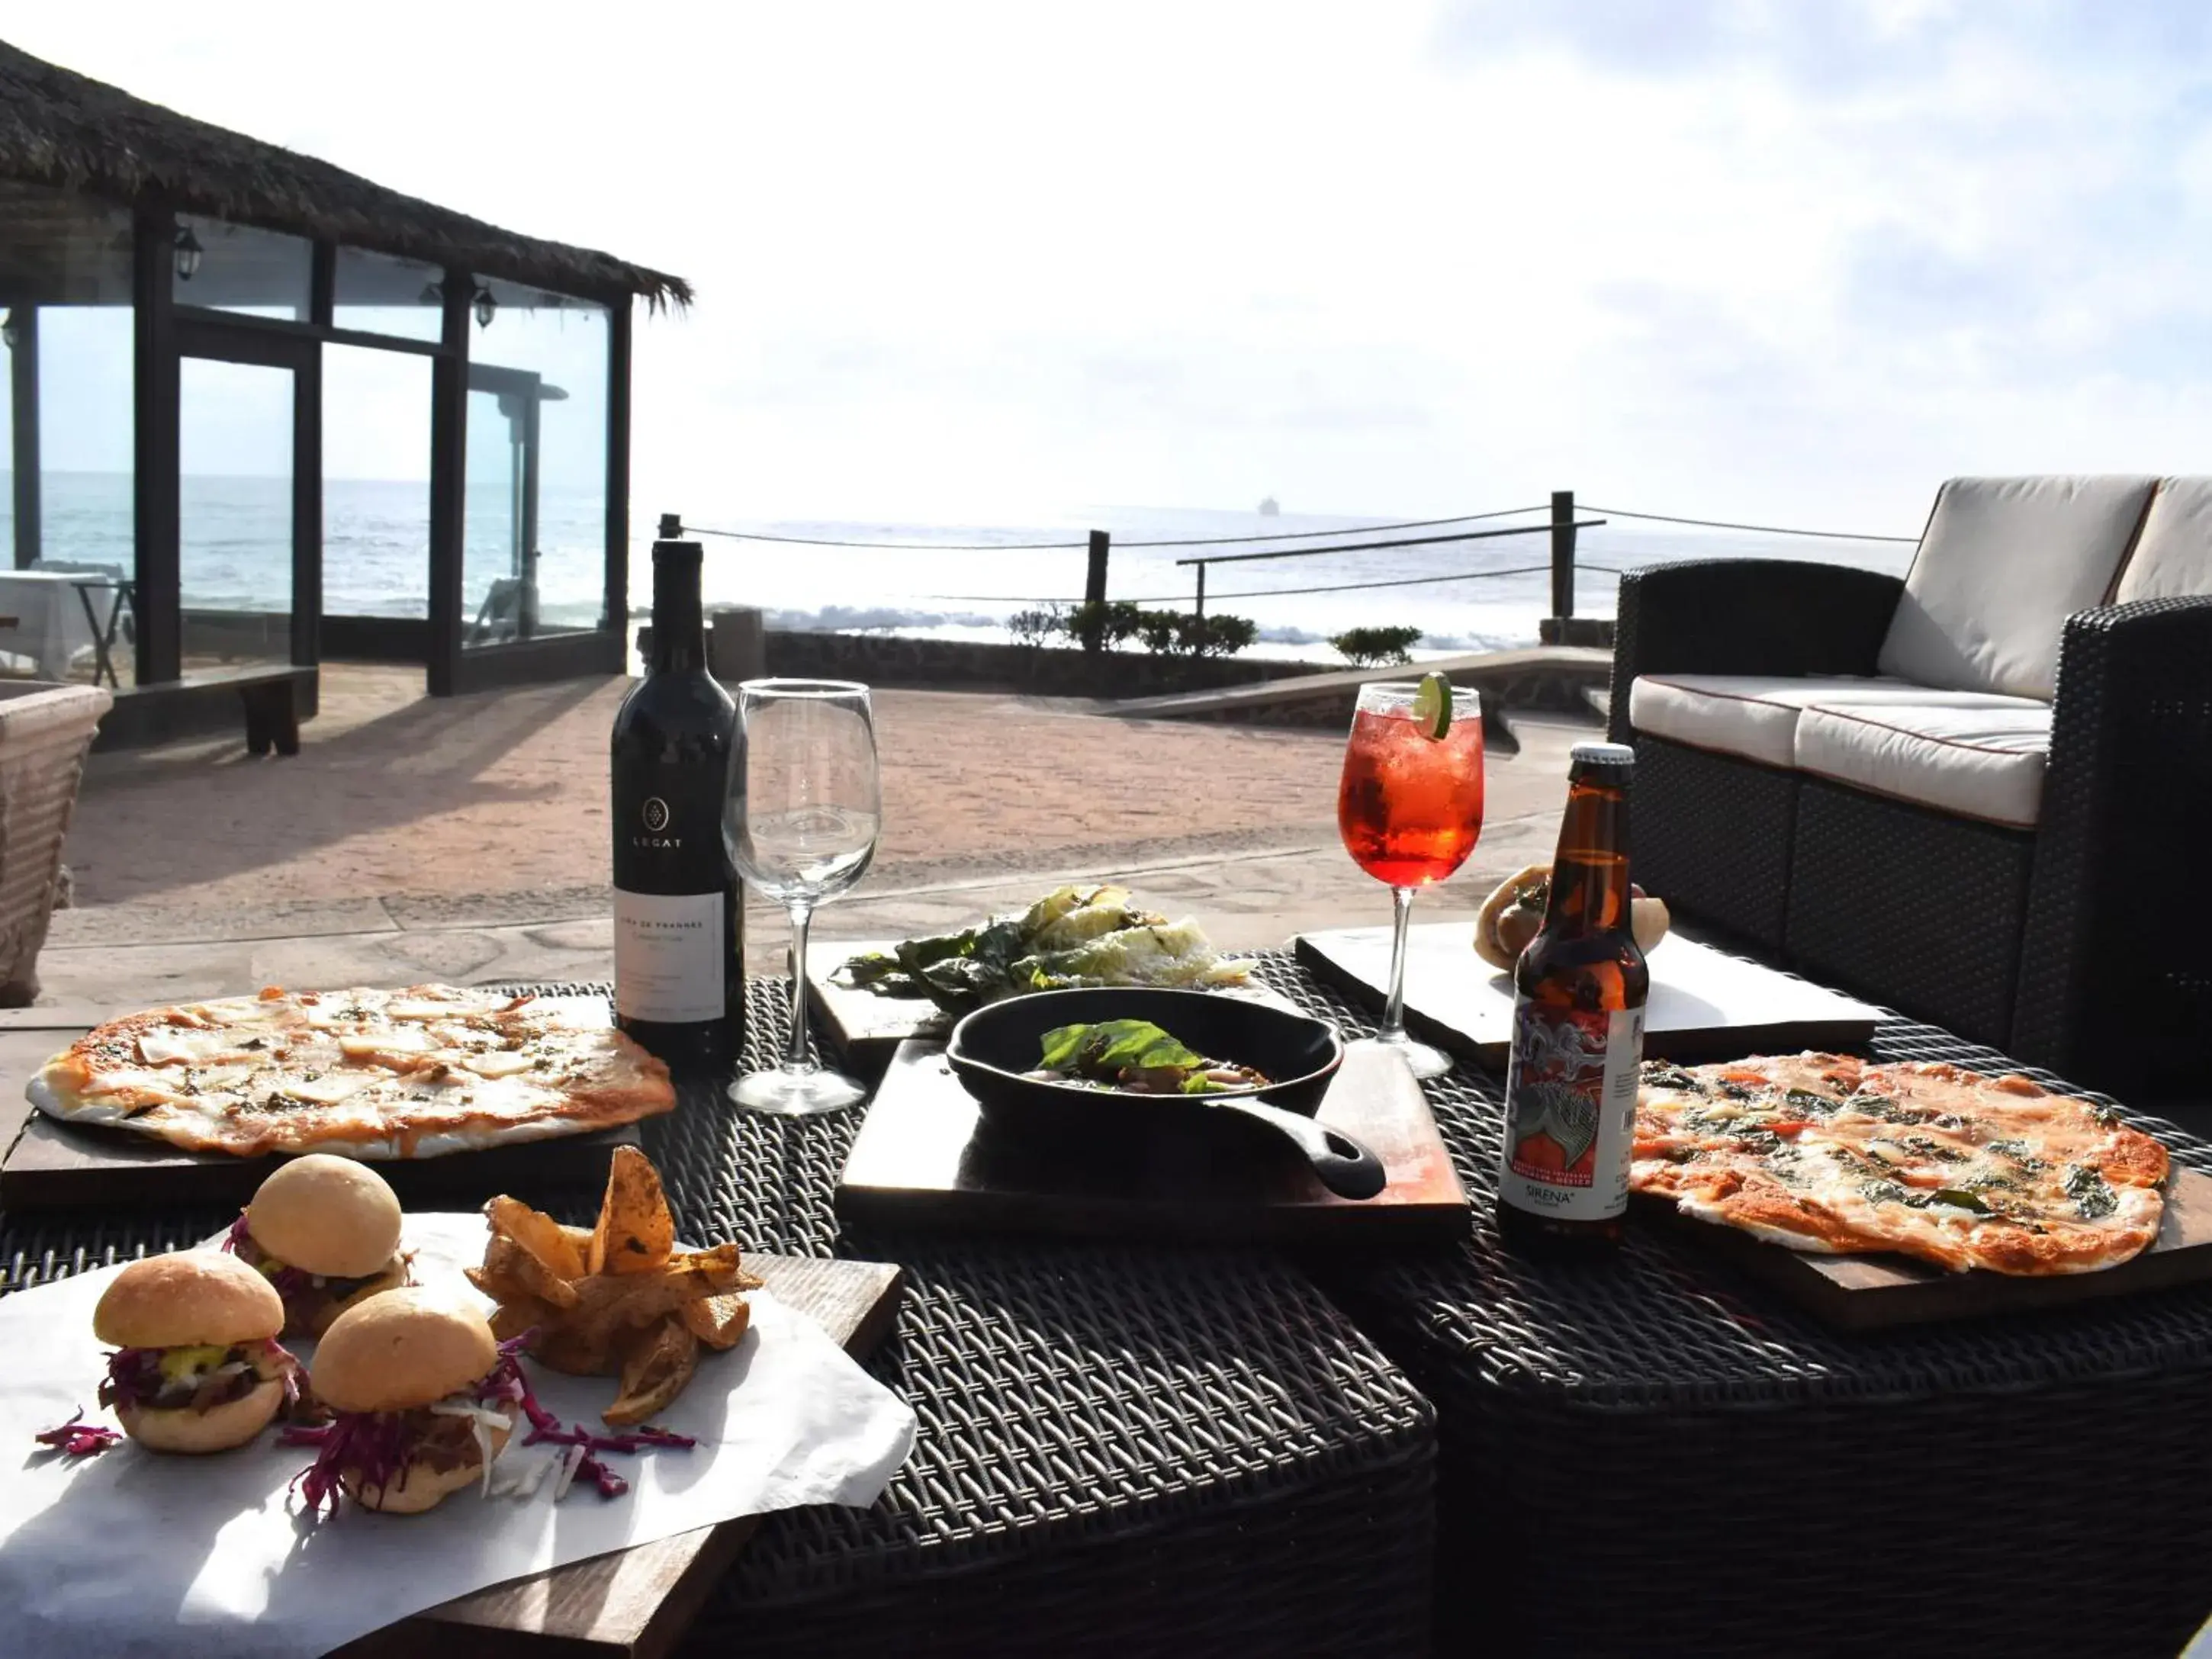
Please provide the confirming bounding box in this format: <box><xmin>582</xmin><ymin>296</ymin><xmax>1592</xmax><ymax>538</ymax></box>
<box><xmin>610</xmin><ymin>539</ymin><xmax>741</xmax><ymax>1072</ymax></box>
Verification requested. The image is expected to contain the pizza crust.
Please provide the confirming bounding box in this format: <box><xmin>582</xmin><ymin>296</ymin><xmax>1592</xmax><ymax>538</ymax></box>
<box><xmin>31</xmin><ymin>985</ymin><xmax>677</xmax><ymax>1159</ymax></box>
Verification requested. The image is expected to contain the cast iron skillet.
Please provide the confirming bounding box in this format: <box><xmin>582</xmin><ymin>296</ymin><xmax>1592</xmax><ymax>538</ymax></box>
<box><xmin>945</xmin><ymin>988</ymin><xmax>1384</xmax><ymax>1201</ymax></box>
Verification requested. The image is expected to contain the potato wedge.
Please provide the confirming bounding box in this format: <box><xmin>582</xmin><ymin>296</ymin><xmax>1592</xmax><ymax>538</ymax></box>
<box><xmin>588</xmin><ymin>1146</ymin><xmax>677</xmax><ymax>1276</ymax></box>
<box><xmin>487</xmin><ymin>1194</ymin><xmax>587</xmax><ymax>1282</ymax></box>
<box><xmin>477</xmin><ymin>1234</ymin><xmax>580</xmax><ymax>1310</ymax></box>
<box><xmin>488</xmin><ymin>1294</ymin><xmax>559</xmax><ymax>1346</ymax></box>
<box><xmin>679</xmin><ymin>1291</ymin><xmax>753</xmax><ymax>1352</ymax></box>
<box><xmin>604</xmin><ymin>1318</ymin><xmax>700</xmax><ymax>1426</ymax></box>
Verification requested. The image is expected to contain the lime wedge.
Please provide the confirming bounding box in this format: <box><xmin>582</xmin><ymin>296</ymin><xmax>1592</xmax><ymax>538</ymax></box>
<box><xmin>1413</xmin><ymin>671</ymin><xmax>1452</xmax><ymax>740</ymax></box>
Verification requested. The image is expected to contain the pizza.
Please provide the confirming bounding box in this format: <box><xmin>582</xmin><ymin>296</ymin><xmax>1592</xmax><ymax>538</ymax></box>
<box><xmin>1631</xmin><ymin>1053</ymin><xmax>2170</xmax><ymax>1275</ymax></box>
<box><xmin>31</xmin><ymin>985</ymin><xmax>676</xmax><ymax>1159</ymax></box>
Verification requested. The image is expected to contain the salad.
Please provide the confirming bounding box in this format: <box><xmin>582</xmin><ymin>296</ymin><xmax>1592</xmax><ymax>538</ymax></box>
<box><xmin>1023</xmin><ymin>1019</ymin><xmax>1271</xmax><ymax>1096</ymax></box>
<box><xmin>839</xmin><ymin>885</ymin><xmax>1251</xmax><ymax>1015</ymax></box>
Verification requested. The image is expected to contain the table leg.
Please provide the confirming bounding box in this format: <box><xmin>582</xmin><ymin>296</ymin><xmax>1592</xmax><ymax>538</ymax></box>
<box><xmin>72</xmin><ymin>585</ymin><xmax>121</xmax><ymax>690</ymax></box>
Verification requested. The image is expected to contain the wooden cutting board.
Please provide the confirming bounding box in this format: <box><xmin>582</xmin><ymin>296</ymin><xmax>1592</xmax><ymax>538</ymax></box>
<box><xmin>835</xmin><ymin>1039</ymin><xmax>1469</xmax><ymax>1245</ymax></box>
<box><xmin>0</xmin><ymin>1110</ymin><xmax>641</xmax><ymax>1212</ymax></box>
<box><xmin>806</xmin><ymin>938</ymin><xmax>953</xmax><ymax>1078</ymax></box>
<box><xmin>1642</xmin><ymin>1163</ymin><xmax>2212</xmax><ymax>1330</ymax></box>
<box><xmin>343</xmin><ymin>1253</ymin><xmax>905</xmax><ymax>1659</ymax></box>
<box><xmin>1297</xmin><ymin>924</ymin><xmax>1882</xmax><ymax>1067</ymax></box>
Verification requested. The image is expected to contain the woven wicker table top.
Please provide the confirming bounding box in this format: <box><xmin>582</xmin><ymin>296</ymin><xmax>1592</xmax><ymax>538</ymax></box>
<box><xmin>0</xmin><ymin>976</ymin><xmax>1436</xmax><ymax>1658</ymax></box>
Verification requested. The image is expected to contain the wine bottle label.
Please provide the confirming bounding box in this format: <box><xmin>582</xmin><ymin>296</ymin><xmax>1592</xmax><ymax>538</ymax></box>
<box><xmin>613</xmin><ymin>889</ymin><xmax>725</xmax><ymax>1023</ymax></box>
<box><xmin>1498</xmin><ymin>1001</ymin><xmax>1645</xmax><ymax>1221</ymax></box>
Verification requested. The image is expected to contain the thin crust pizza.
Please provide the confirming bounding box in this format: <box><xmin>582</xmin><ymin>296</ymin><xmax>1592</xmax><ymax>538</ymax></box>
<box><xmin>1632</xmin><ymin>1053</ymin><xmax>2169</xmax><ymax>1276</ymax></box>
<box><xmin>33</xmin><ymin>984</ymin><xmax>676</xmax><ymax>1159</ymax></box>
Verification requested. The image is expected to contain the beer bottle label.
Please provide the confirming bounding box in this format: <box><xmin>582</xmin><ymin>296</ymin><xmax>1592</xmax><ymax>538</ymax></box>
<box><xmin>1499</xmin><ymin>1000</ymin><xmax>1645</xmax><ymax>1221</ymax></box>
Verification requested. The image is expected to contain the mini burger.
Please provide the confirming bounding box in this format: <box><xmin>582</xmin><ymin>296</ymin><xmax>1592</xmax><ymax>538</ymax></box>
<box><xmin>93</xmin><ymin>1249</ymin><xmax>298</xmax><ymax>1453</ymax></box>
<box><xmin>301</xmin><ymin>1288</ymin><xmax>524</xmax><ymax>1516</ymax></box>
<box><xmin>227</xmin><ymin>1154</ymin><xmax>412</xmax><ymax>1336</ymax></box>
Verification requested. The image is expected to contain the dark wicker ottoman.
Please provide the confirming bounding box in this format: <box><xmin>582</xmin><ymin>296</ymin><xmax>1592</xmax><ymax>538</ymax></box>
<box><xmin>0</xmin><ymin>979</ymin><xmax>1438</xmax><ymax>1659</ymax></box>
<box><xmin>1257</xmin><ymin>961</ymin><xmax>2212</xmax><ymax>1659</ymax></box>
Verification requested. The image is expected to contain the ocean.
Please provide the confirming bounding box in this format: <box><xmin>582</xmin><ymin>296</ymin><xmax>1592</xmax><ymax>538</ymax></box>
<box><xmin>3</xmin><ymin>474</ymin><xmax>1918</xmax><ymax>660</ymax></box>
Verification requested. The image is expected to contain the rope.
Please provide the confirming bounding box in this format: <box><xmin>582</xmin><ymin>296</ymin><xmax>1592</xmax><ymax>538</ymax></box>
<box><xmin>670</xmin><ymin>503</ymin><xmax>1550</xmax><ymax>552</ymax></box>
<box><xmin>1176</xmin><ymin>519</ymin><xmax>1599</xmax><ymax>567</ymax></box>
<box><xmin>1581</xmin><ymin>505</ymin><xmax>1917</xmax><ymax>545</ymax></box>
<box><xmin>928</xmin><ymin>561</ymin><xmax>1619</xmax><ymax>605</ymax></box>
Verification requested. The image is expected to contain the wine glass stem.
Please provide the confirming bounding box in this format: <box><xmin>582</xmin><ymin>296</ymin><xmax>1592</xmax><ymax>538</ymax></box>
<box><xmin>1381</xmin><ymin>884</ymin><xmax>1416</xmax><ymax>1040</ymax></box>
<box><xmin>784</xmin><ymin>901</ymin><xmax>816</xmax><ymax>1075</ymax></box>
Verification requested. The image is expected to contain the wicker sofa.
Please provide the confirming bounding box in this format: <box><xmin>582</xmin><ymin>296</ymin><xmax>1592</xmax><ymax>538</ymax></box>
<box><xmin>1607</xmin><ymin>475</ymin><xmax>2212</xmax><ymax>1101</ymax></box>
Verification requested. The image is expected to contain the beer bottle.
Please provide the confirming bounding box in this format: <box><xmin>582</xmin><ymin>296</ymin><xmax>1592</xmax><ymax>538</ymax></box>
<box><xmin>1497</xmin><ymin>741</ymin><xmax>1649</xmax><ymax>1252</ymax></box>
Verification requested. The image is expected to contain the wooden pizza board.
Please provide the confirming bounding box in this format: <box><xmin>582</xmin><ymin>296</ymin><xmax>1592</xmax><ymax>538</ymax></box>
<box><xmin>1297</xmin><ymin>924</ymin><xmax>1882</xmax><ymax>1067</ymax></box>
<box><xmin>338</xmin><ymin>1253</ymin><xmax>905</xmax><ymax>1659</ymax></box>
<box><xmin>1640</xmin><ymin>1164</ymin><xmax>2212</xmax><ymax>1330</ymax></box>
<box><xmin>835</xmin><ymin>1039</ymin><xmax>1469</xmax><ymax>1245</ymax></box>
<box><xmin>0</xmin><ymin>1109</ymin><xmax>643</xmax><ymax>1212</ymax></box>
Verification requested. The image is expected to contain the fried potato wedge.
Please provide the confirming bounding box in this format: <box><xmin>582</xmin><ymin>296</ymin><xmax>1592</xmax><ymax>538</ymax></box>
<box><xmin>605</xmin><ymin>1318</ymin><xmax>700</xmax><ymax>1426</ymax></box>
<box><xmin>487</xmin><ymin>1194</ymin><xmax>587</xmax><ymax>1282</ymax></box>
<box><xmin>488</xmin><ymin>1294</ymin><xmax>560</xmax><ymax>1346</ymax></box>
<box><xmin>588</xmin><ymin>1146</ymin><xmax>677</xmax><ymax>1276</ymax></box>
<box><xmin>474</xmin><ymin>1233</ymin><xmax>582</xmax><ymax>1310</ymax></box>
<box><xmin>680</xmin><ymin>1291</ymin><xmax>753</xmax><ymax>1352</ymax></box>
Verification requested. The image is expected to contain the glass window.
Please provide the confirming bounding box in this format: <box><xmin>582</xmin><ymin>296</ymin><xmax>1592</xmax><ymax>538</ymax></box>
<box><xmin>461</xmin><ymin>281</ymin><xmax>608</xmax><ymax>648</ymax></box>
<box><xmin>324</xmin><ymin>343</ymin><xmax>432</xmax><ymax>620</ymax></box>
<box><xmin>172</xmin><ymin>214</ymin><xmax>310</xmax><ymax>320</ymax></box>
<box><xmin>333</xmin><ymin>245</ymin><xmax>445</xmax><ymax>342</ymax></box>
<box><xmin>179</xmin><ymin>358</ymin><xmax>294</xmax><ymax>667</ymax></box>
<box><xmin>0</xmin><ymin>182</ymin><xmax>135</xmax><ymax>683</ymax></box>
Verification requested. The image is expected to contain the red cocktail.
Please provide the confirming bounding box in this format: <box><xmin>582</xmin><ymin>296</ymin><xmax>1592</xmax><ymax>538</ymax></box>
<box><xmin>1337</xmin><ymin>680</ymin><xmax>1484</xmax><ymax>1079</ymax></box>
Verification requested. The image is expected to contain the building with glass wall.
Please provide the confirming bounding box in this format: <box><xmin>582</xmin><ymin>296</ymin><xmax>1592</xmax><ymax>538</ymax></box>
<box><xmin>0</xmin><ymin>39</ymin><xmax>685</xmax><ymax>738</ymax></box>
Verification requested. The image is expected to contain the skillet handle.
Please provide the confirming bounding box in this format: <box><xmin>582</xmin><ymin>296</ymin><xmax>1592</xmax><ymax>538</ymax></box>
<box><xmin>1214</xmin><ymin>1098</ymin><xmax>1387</xmax><ymax>1201</ymax></box>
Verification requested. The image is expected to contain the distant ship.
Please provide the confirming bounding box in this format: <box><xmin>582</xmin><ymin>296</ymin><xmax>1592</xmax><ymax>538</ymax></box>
<box><xmin>1258</xmin><ymin>496</ymin><xmax>1280</xmax><ymax>516</ymax></box>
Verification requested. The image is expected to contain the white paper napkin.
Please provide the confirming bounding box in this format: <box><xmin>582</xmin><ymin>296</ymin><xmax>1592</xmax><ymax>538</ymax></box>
<box><xmin>0</xmin><ymin>1214</ymin><xmax>915</xmax><ymax>1658</ymax></box>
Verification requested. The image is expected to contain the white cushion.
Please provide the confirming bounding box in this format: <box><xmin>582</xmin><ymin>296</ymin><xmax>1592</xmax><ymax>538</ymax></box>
<box><xmin>1795</xmin><ymin>699</ymin><xmax>2053</xmax><ymax>829</ymax></box>
<box><xmin>1877</xmin><ymin>475</ymin><xmax>2156</xmax><ymax>699</ymax></box>
<box><xmin>2116</xmin><ymin>477</ymin><xmax>2212</xmax><ymax>603</ymax></box>
<box><xmin>1630</xmin><ymin>674</ymin><xmax>2002</xmax><ymax>769</ymax></box>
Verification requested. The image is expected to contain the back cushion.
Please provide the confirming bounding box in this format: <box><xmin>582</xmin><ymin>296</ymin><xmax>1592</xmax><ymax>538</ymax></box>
<box><xmin>1876</xmin><ymin>475</ymin><xmax>2156</xmax><ymax>699</ymax></box>
<box><xmin>2115</xmin><ymin>477</ymin><xmax>2212</xmax><ymax>603</ymax></box>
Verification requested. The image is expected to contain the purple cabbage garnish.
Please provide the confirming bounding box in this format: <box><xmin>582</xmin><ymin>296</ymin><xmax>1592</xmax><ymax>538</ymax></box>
<box><xmin>33</xmin><ymin>1409</ymin><xmax>121</xmax><ymax>1458</ymax></box>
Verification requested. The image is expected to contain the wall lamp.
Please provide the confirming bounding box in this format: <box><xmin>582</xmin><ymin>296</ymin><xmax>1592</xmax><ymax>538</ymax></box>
<box><xmin>173</xmin><ymin>226</ymin><xmax>203</xmax><ymax>282</ymax></box>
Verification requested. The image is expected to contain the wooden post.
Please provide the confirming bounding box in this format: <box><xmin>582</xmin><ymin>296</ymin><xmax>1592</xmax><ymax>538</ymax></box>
<box><xmin>1194</xmin><ymin>561</ymin><xmax>1207</xmax><ymax>621</ymax></box>
<box><xmin>133</xmin><ymin>203</ymin><xmax>182</xmax><ymax>686</ymax></box>
<box><xmin>425</xmin><ymin>271</ymin><xmax>471</xmax><ymax>696</ymax></box>
<box><xmin>603</xmin><ymin>298</ymin><xmax>634</xmax><ymax>672</ymax></box>
<box><xmin>1550</xmin><ymin>490</ymin><xmax>1577</xmax><ymax>621</ymax></box>
<box><xmin>1080</xmin><ymin>528</ymin><xmax>1110</xmax><ymax>651</ymax></box>
<box><xmin>8</xmin><ymin>305</ymin><xmax>38</xmax><ymax>570</ymax></box>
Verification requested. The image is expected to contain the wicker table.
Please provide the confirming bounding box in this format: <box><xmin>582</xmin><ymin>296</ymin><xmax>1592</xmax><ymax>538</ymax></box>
<box><xmin>1253</xmin><ymin>957</ymin><xmax>2212</xmax><ymax>1659</ymax></box>
<box><xmin>0</xmin><ymin>979</ymin><xmax>1437</xmax><ymax>1658</ymax></box>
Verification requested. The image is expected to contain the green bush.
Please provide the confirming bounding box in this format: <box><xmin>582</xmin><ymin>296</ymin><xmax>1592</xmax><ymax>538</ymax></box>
<box><xmin>1066</xmin><ymin>599</ymin><xmax>1145</xmax><ymax>652</ymax></box>
<box><xmin>1054</xmin><ymin>602</ymin><xmax>1257</xmax><ymax>658</ymax></box>
<box><xmin>1007</xmin><ymin>606</ymin><xmax>1062</xmax><ymax>648</ymax></box>
<box><xmin>1330</xmin><ymin>624</ymin><xmax>1424</xmax><ymax>667</ymax></box>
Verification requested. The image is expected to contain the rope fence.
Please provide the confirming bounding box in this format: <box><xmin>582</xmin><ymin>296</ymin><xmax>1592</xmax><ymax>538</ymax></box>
<box><xmin>654</xmin><ymin>493</ymin><xmax>1915</xmax><ymax>642</ymax></box>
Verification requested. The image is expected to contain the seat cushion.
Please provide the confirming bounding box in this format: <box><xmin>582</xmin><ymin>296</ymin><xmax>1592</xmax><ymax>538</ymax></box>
<box><xmin>2116</xmin><ymin>477</ymin><xmax>2212</xmax><ymax>603</ymax></box>
<box><xmin>1629</xmin><ymin>674</ymin><xmax>1994</xmax><ymax>769</ymax></box>
<box><xmin>1794</xmin><ymin>699</ymin><xmax>2053</xmax><ymax>829</ymax></box>
<box><xmin>1877</xmin><ymin>475</ymin><xmax>2157</xmax><ymax>699</ymax></box>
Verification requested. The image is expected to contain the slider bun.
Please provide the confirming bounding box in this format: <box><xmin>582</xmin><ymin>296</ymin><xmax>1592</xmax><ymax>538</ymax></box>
<box><xmin>294</xmin><ymin>1258</ymin><xmax>414</xmax><ymax>1339</ymax></box>
<box><xmin>117</xmin><ymin>1377</ymin><xmax>285</xmax><ymax>1454</ymax></box>
<box><xmin>93</xmin><ymin>1250</ymin><xmax>284</xmax><ymax>1349</ymax></box>
<box><xmin>248</xmin><ymin>1156</ymin><xmax>404</xmax><ymax>1278</ymax></box>
<box><xmin>313</xmin><ymin>1288</ymin><xmax>497</xmax><ymax>1413</ymax></box>
<box><xmin>1474</xmin><ymin>864</ymin><xmax>1551</xmax><ymax>972</ymax></box>
<box><xmin>346</xmin><ymin>1410</ymin><xmax>516</xmax><ymax>1514</ymax></box>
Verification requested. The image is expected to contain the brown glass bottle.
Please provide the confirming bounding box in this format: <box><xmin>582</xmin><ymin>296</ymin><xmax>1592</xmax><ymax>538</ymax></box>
<box><xmin>1497</xmin><ymin>742</ymin><xmax>1650</xmax><ymax>1254</ymax></box>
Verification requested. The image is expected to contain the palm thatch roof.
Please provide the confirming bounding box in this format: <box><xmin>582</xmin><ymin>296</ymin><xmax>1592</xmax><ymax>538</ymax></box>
<box><xmin>0</xmin><ymin>37</ymin><xmax>688</xmax><ymax>307</ymax></box>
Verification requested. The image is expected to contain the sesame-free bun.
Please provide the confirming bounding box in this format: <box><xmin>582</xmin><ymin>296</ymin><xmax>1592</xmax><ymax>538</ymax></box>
<box><xmin>313</xmin><ymin>1288</ymin><xmax>497</xmax><ymax>1413</ymax></box>
<box><xmin>117</xmin><ymin>1378</ymin><xmax>285</xmax><ymax>1454</ymax></box>
<box><xmin>347</xmin><ymin>1409</ymin><xmax>516</xmax><ymax>1514</ymax></box>
<box><xmin>93</xmin><ymin>1250</ymin><xmax>284</xmax><ymax>1349</ymax></box>
<box><xmin>248</xmin><ymin>1156</ymin><xmax>404</xmax><ymax>1278</ymax></box>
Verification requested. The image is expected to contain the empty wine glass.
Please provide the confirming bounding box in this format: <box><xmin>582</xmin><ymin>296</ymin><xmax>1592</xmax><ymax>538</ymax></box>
<box><xmin>725</xmin><ymin>680</ymin><xmax>881</xmax><ymax>1114</ymax></box>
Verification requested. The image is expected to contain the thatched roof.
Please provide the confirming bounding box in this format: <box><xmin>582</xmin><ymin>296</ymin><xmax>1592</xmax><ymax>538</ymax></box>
<box><xmin>0</xmin><ymin>38</ymin><xmax>689</xmax><ymax>307</ymax></box>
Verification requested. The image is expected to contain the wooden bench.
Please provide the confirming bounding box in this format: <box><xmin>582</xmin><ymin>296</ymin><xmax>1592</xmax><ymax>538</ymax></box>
<box><xmin>92</xmin><ymin>664</ymin><xmax>317</xmax><ymax>756</ymax></box>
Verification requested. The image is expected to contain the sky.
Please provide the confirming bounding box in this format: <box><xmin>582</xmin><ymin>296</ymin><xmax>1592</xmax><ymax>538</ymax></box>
<box><xmin>12</xmin><ymin>0</ymin><xmax>2212</xmax><ymax>532</ymax></box>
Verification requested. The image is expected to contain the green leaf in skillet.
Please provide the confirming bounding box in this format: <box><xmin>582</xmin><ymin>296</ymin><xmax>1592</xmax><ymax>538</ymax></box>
<box><xmin>1037</xmin><ymin>1019</ymin><xmax>1207</xmax><ymax>1078</ymax></box>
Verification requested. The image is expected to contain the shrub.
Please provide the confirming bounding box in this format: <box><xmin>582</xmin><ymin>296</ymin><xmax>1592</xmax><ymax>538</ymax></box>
<box><xmin>1182</xmin><ymin>612</ymin><xmax>1258</xmax><ymax>657</ymax></box>
<box><xmin>1066</xmin><ymin>599</ymin><xmax>1145</xmax><ymax>652</ymax></box>
<box><xmin>1330</xmin><ymin>624</ymin><xmax>1424</xmax><ymax>667</ymax></box>
<box><xmin>1007</xmin><ymin>606</ymin><xmax>1062</xmax><ymax>648</ymax></box>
